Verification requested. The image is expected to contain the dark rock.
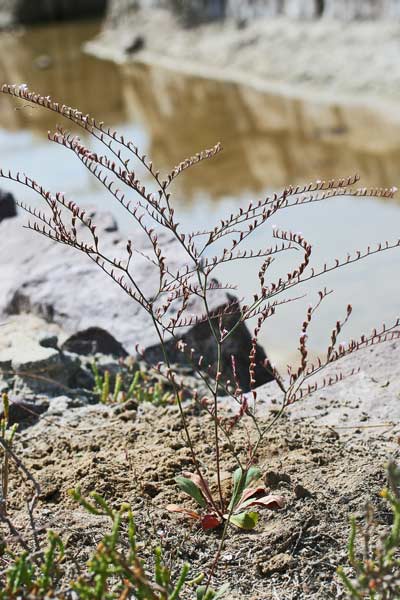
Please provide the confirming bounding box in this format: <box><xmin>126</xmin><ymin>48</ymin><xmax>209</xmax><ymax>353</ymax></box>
<box><xmin>38</xmin><ymin>334</ymin><xmax>59</xmax><ymax>349</ymax></box>
<box><xmin>107</xmin><ymin>0</ymin><xmax>226</xmax><ymax>27</ymax></box>
<box><xmin>294</xmin><ymin>483</ymin><xmax>312</xmax><ymax>499</ymax></box>
<box><xmin>143</xmin><ymin>302</ymin><xmax>272</xmax><ymax>391</ymax></box>
<box><xmin>172</xmin><ymin>0</ymin><xmax>226</xmax><ymax>26</ymax></box>
<box><xmin>9</xmin><ymin>0</ymin><xmax>107</xmax><ymax>24</ymax></box>
<box><xmin>125</xmin><ymin>35</ymin><xmax>145</xmax><ymax>54</ymax></box>
<box><xmin>61</xmin><ymin>327</ymin><xmax>128</xmax><ymax>358</ymax></box>
<box><xmin>1</xmin><ymin>399</ymin><xmax>48</xmax><ymax>426</ymax></box>
<box><xmin>0</xmin><ymin>189</ymin><xmax>16</xmax><ymax>223</ymax></box>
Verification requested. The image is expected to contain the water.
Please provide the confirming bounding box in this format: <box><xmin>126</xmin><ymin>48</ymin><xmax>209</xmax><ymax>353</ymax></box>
<box><xmin>0</xmin><ymin>21</ymin><xmax>399</xmax><ymax>367</ymax></box>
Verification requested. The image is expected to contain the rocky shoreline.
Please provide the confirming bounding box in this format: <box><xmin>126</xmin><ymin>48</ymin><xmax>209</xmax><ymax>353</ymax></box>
<box><xmin>86</xmin><ymin>8</ymin><xmax>400</xmax><ymax>108</ymax></box>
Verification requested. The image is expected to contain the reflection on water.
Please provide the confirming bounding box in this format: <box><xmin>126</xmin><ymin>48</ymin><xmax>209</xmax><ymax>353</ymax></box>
<box><xmin>0</xmin><ymin>22</ymin><xmax>124</xmax><ymax>131</ymax></box>
<box><xmin>0</xmin><ymin>21</ymin><xmax>399</xmax><ymax>365</ymax></box>
<box><xmin>122</xmin><ymin>63</ymin><xmax>400</xmax><ymax>200</ymax></box>
<box><xmin>1</xmin><ymin>22</ymin><xmax>400</xmax><ymax>199</ymax></box>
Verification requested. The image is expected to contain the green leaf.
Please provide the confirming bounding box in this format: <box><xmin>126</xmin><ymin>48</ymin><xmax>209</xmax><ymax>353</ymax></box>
<box><xmin>228</xmin><ymin>466</ymin><xmax>262</xmax><ymax>511</ymax></box>
<box><xmin>228</xmin><ymin>468</ymin><xmax>244</xmax><ymax>511</ymax></box>
<box><xmin>196</xmin><ymin>586</ymin><xmax>209</xmax><ymax>600</ymax></box>
<box><xmin>196</xmin><ymin>583</ymin><xmax>229</xmax><ymax>599</ymax></box>
<box><xmin>229</xmin><ymin>511</ymin><xmax>259</xmax><ymax>530</ymax></box>
<box><xmin>212</xmin><ymin>583</ymin><xmax>230</xmax><ymax>599</ymax></box>
<box><xmin>245</xmin><ymin>466</ymin><xmax>262</xmax><ymax>486</ymax></box>
<box><xmin>175</xmin><ymin>476</ymin><xmax>207</xmax><ymax>508</ymax></box>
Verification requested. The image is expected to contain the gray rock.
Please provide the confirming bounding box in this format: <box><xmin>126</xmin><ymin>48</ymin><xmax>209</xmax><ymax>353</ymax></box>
<box><xmin>323</xmin><ymin>0</ymin><xmax>388</xmax><ymax>20</ymax></box>
<box><xmin>0</xmin><ymin>315</ymin><xmax>80</xmax><ymax>395</ymax></box>
<box><xmin>0</xmin><ymin>214</ymin><xmax>271</xmax><ymax>390</ymax></box>
<box><xmin>7</xmin><ymin>342</ymin><xmax>60</xmax><ymax>373</ymax></box>
<box><xmin>46</xmin><ymin>395</ymin><xmax>85</xmax><ymax>416</ymax></box>
<box><xmin>106</xmin><ymin>0</ymin><xmax>400</xmax><ymax>22</ymax></box>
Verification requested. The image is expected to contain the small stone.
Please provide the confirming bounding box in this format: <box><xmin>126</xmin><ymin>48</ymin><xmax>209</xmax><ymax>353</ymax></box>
<box><xmin>33</xmin><ymin>54</ymin><xmax>53</xmax><ymax>70</ymax></box>
<box><xmin>265</xmin><ymin>471</ymin><xmax>291</xmax><ymax>488</ymax></box>
<box><xmin>118</xmin><ymin>410</ymin><xmax>137</xmax><ymax>422</ymax></box>
<box><xmin>294</xmin><ymin>483</ymin><xmax>312</xmax><ymax>499</ymax></box>
<box><xmin>38</xmin><ymin>334</ymin><xmax>59</xmax><ymax>349</ymax></box>
<box><xmin>143</xmin><ymin>482</ymin><xmax>159</xmax><ymax>498</ymax></box>
<box><xmin>258</xmin><ymin>552</ymin><xmax>293</xmax><ymax>577</ymax></box>
<box><xmin>125</xmin><ymin>35</ymin><xmax>145</xmax><ymax>54</ymax></box>
<box><xmin>222</xmin><ymin>553</ymin><xmax>233</xmax><ymax>562</ymax></box>
<box><xmin>39</xmin><ymin>479</ymin><xmax>61</xmax><ymax>501</ymax></box>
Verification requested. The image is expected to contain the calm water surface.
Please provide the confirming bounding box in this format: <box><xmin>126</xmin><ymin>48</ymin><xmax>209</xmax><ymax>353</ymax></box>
<box><xmin>0</xmin><ymin>21</ymin><xmax>399</xmax><ymax>366</ymax></box>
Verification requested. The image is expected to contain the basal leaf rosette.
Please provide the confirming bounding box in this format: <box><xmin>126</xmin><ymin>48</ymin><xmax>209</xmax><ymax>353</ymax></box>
<box><xmin>167</xmin><ymin>467</ymin><xmax>285</xmax><ymax>530</ymax></box>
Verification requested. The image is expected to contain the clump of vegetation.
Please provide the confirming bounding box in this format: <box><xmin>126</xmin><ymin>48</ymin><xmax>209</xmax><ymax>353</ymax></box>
<box><xmin>0</xmin><ymin>490</ymin><xmax>226</xmax><ymax>599</ymax></box>
<box><xmin>91</xmin><ymin>360</ymin><xmax>173</xmax><ymax>405</ymax></box>
<box><xmin>168</xmin><ymin>465</ymin><xmax>284</xmax><ymax>531</ymax></box>
<box><xmin>338</xmin><ymin>462</ymin><xmax>400</xmax><ymax>599</ymax></box>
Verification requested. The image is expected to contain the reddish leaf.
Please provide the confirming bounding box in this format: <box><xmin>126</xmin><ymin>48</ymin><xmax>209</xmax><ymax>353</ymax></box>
<box><xmin>235</xmin><ymin>485</ymin><xmax>268</xmax><ymax>509</ymax></box>
<box><xmin>166</xmin><ymin>504</ymin><xmax>201</xmax><ymax>520</ymax></box>
<box><xmin>201</xmin><ymin>514</ymin><xmax>222</xmax><ymax>530</ymax></box>
<box><xmin>238</xmin><ymin>494</ymin><xmax>285</xmax><ymax>511</ymax></box>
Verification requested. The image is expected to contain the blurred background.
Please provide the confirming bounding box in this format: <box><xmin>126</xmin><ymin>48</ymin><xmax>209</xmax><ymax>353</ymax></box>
<box><xmin>0</xmin><ymin>0</ymin><xmax>399</xmax><ymax>368</ymax></box>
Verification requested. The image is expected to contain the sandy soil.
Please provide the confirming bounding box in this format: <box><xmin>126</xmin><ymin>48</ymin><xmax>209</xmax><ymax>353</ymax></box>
<box><xmin>3</xmin><ymin>340</ymin><xmax>400</xmax><ymax>599</ymax></box>
<box><xmin>86</xmin><ymin>10</ymin><xmax>400</xmax><ymax>109</ymax></box>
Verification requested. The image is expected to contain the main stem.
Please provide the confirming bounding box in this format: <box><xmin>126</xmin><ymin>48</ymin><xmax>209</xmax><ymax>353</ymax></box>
<box><xmin>214</xmin><ymin>342</ymin><xmax>224</xmax><ymax>511</ymax></box>
<box><xmin>197</xmin><ymin>268</ymin><xmax>224</xmax><ymax>510</ymax></box>
<box><xmin>151</xmin><ymin>314</ymin><xmax>222</xmax><ymax>517</ymax></box>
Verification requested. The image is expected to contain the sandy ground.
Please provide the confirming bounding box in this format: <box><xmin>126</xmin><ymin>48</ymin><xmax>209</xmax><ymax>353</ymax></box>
<box><xmin>86</xmin><ymin>10</ymin><xmax>400</xmax><ymax>108</ymax></box>
<box><xmin>6</xmin><ymin>395</ymin><xmax>399</xmax><ymax>599</ymax></box>
<box><xmin>1</xmin><ymin>333</ymin><xmax>399</xmax><ymax>598</ymax></box>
